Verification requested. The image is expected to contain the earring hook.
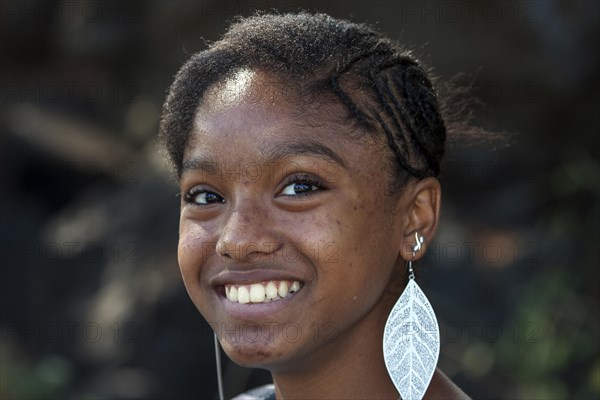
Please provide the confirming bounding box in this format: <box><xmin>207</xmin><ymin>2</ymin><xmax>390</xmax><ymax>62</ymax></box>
<box><xmin>408</xmin><ymin>233</ymin><xmax>425</xmax><ymax>280</ymax></box>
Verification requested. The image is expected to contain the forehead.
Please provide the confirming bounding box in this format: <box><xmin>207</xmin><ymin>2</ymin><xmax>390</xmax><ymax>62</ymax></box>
<box><xmin>198</xmin><ymin>69</ymin><xmax>338</xmax><ymax>124</ymax></box>
<box><xmin>201</xmin><ymin>69</ymin><xmax>265</xmax><ymax>112</ymax></box>
<box><xmin>193</xmin><ymin>70</ymin><xmax>363</xmax><ymax>144</ymax></box>
<box><xmin>184</xmin><ymin>69</ymin><xmax>389</xmax><ymax>176</ymax></box>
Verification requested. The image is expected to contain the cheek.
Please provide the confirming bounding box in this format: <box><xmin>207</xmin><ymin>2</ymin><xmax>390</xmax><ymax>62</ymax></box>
<box><xmin>332</xmin><ymin>202</ymin><xmax>397</xmax><ymax>289</ymax></box>
<box><xmin>177</xmin><ymin>220</ymin><xmax>213</xmax><ymax>285</ymax></box>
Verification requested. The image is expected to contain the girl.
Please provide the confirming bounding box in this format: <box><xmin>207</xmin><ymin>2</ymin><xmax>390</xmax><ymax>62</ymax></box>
<box><xmin>160</xmin><ymin>12</ymin><xmax>470</xmax><ymax>400</ymax></box>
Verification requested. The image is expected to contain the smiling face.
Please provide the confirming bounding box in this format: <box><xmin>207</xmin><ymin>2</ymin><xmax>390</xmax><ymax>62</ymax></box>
<box><xmin>177</xmin><ymin>69</ymin><xmax>412</xmax><ymax>372</ymax></box>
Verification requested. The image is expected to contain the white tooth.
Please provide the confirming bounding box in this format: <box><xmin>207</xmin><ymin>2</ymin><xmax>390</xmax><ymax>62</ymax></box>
<box><xmin>225</xmin><ymin>286</ymin><xmax>230</xmax><ymax>298</ymax></box>
<box><xmin>229</xmin><ymin>286</ymin><xmax>238</xmax><ymax>302</ymax></box>
<box><xmin>278</xmin><ymin>281</ymin><xmax>289</xmax><ymax>298</ymax></box>
<box><xmin>265</xmin><ymin>281</ymin><xmax>278</xmax><ymax>299</ymax></box>
<box><xmin>250</xmin><ymin>284</ymin><xmax>266</xmax><ymax>303</ymax></box>
<box><xmin>237</xmin><ymin>286</ymin><xmax>250</xmax><ymax>304</ymax></box>
<box><xmin>290</xmin><ymin>281</ymin><xmax>301</xmax><ymax>293</ymax></box>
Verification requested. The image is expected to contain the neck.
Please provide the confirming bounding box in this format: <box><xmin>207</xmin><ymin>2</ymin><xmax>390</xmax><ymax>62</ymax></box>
<box><xmin>271</xmin><ymin>292</ymin><xmax>400</xmax><ymax>399</ymax></box>
<box><xmin>269</xmin><ymin>323</ymin><xmax>468</xmax><ymax>400</ymax></box>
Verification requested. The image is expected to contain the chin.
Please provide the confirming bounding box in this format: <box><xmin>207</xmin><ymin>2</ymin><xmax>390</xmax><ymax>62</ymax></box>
<box><xmin>222</xmin><ymin>339</ymin><xmax>288</xmax><ymax>369</ymax></box>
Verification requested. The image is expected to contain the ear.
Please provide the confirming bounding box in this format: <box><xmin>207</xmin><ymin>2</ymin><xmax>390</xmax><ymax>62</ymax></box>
<box><xmin>398</xmin><ymin>177</ymin><xmax>441</xmax><ymax>262</ymax></box>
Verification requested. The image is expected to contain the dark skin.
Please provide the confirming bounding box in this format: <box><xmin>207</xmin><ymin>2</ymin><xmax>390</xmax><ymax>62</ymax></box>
<box><xmin>177</xmin><ymin>70</ymin><xmax>469</xmax><ymax>399</ymax></box>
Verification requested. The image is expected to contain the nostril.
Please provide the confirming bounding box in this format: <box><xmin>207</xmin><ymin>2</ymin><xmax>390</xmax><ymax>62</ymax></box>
<box><xmin>215</xmin><ymin>242</ymin><xmax>230</xmax><ymax>258</ymax></box>
<box><xmin>216</xmin><ymin>238</ymin><xmax>284</xmax><ymax>262</ymax></box>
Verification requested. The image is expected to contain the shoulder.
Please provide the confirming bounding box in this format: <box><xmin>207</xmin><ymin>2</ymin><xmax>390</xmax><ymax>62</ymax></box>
<box><xmin>231</xmin><ymin>384</ymin><xmax>276</xmax><ymax>400</ymax></box>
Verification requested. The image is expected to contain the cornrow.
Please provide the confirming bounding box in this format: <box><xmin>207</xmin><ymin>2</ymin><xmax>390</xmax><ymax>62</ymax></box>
<box><xmin>370</xmin><ymin>70</ymin><xmax>417</xmax><ymax>173</ymax></box>
<box><xmin>160</xmin><ymin>12</ymin><xmax>448</xmax><ymax>188</ymax></box>
<box><xmin>394</xmin><ymin>69</ymin><xmax>441</xmax><ymax>175</ymax></box>
<box><xmin>329</xmin><ymin>48</ymin><xmax>397</xmax><ymax>130</ymax></box>
<box><xmin>329</xmin><ymin>73</ymin><xmax>371</xmax><ymax>130</ymax></box>
<box><xmin>374</xmin><ymin>69</ymin><xmax>427</xmax><ymax>178</ymax></box>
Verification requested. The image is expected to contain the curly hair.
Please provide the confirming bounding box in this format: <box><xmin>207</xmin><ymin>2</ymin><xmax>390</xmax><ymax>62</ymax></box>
<box><xmin>160</xmin><ymin>12</ymin><xmax>448</xmax><ymax>188</ymax></box>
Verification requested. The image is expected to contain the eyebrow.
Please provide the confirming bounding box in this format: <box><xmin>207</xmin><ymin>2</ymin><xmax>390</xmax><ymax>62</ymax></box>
<box><xmin>262</xmin><ymin>140</ymin><xmax>346</xmax><ymax>167</ymax></box>
<box><xmin>181</xmin><ymin>157</ymin><xmax>217</xmax><ymax>175</ymax></box>
<box><xmin>181</xmin><ymin>139</ymin><xmax>346</xmax><ymax>175</ymax></box>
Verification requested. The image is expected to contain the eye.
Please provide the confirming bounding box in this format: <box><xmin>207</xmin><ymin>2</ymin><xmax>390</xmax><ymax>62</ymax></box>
<box><xmin>184</xmin><ymin>187</ymin><xmax>225</xmax><ymax>205</ymax></box>
<box><xmin>280</xmin><ymin>175</ymin><xmax>324</xmax><ymax>197</ymax></box>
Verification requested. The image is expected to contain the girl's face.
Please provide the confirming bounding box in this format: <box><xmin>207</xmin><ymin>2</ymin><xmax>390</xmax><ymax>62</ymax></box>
<box><xmin>178</xmin><ymin>70</ymin><xmax>410</xmax><ymax>371</ymax></box>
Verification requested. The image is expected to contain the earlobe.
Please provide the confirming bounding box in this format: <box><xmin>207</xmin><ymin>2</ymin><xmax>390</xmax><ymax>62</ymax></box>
<box><xmin>401</xmin><ymin>177</ymin><xmax>441</xmax><ymax>260</ymax></box>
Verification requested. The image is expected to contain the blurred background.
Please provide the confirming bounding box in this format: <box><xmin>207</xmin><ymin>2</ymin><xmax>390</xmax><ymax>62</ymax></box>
<box><xmin>1</xmin><ymin>1</ymin><xmax>598</xmax><ymax>399</ymax></box>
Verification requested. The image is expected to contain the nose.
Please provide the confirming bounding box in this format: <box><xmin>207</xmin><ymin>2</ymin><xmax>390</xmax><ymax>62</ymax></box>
<box><xmin>215</xmin><ymin>201</ymin><xmax>282</xmax><ymax>262</ymax></box>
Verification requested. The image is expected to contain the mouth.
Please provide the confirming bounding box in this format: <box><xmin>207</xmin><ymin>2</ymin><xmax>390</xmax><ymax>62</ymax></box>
<box><xmin>224</xmin><ymin>280</ymin><xmax>303</xmax><ymax>304</ymax></box>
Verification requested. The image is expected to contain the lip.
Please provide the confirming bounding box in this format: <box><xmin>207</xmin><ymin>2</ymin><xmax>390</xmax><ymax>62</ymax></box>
<box><xmin>209</xmin><ymin>269</ymin><xmax>306</xmax><ymax>287</ymax></box>
<box><xmin>209</xmin><ymin>269</ymin><xmax>307</xmax><ymax>320</ymax></box>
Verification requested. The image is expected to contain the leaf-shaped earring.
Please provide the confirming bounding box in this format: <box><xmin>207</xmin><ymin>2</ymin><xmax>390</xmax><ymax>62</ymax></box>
<box><xmin>383</xmin><ymin>233</ymin><xmax>440</xmax><ymax>400</ymax></box>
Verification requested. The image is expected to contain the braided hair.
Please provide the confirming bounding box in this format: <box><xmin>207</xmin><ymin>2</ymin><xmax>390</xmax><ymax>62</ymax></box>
<box><xmin>160</xmin><ymin>12</ymin><xmax>448</xmax><ymax>190</ymax></box>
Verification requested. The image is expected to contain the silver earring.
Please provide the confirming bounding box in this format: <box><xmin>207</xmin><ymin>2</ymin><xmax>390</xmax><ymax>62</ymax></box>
<box><xmin>383</xmin><ymin>233</ymin><xmax>440</xmax><ymax>400</ymax></box>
